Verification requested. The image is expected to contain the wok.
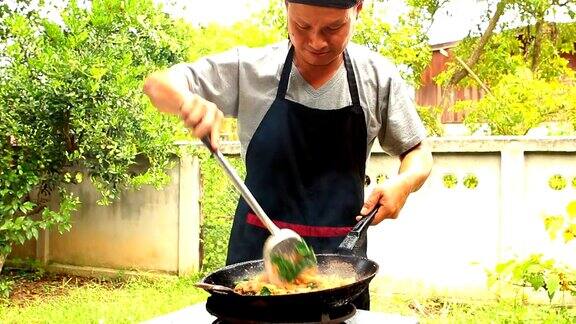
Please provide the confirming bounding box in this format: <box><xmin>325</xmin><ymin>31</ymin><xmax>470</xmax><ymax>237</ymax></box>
<box><xmin>196</xmin><ymin>208</ymin><xmax>379</xmax><ymax>309</ymax></box>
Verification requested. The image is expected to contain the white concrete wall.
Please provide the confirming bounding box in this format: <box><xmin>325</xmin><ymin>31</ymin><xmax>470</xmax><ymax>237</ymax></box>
<box><xmin>365</xmin><ymin>137</ymin><xmax>576</xmax><ymax>299</ymax></box>
<box><xmin>10</xmin><ymin>153</ymin><xmax>202</xmax><ymax>277</ymax></box>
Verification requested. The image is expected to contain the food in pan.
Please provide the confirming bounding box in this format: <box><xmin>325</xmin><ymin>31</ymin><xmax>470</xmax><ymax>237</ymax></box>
<box><xmin>268</xmin><ymin>240</ymin><xmax>318</xmax><ymax>282</ymax></box>
<box><xmin>233</xmin><ymin>267</ymin><xmax>355</xmax><ymax>296</ymax></box>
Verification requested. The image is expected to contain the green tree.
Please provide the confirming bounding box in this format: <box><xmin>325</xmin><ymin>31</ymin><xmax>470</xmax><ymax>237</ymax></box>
<box><xmin>420</xmin><ymin>0</ymin><xmax>576</xmax><ymax>135</ymax></box>
<box><xmin>433</xmin><ymin>0</ymin><xmax>576</xmax><ymax>87</ymax></box>
<box><xmin>353</xmin><ymin>1</ymin><xmax>432</xmax><ymax>86</ymax></box>
<box><xmin>0</xmin><ymin>0</ymin><xmax>191</xmax><ymax>260</ymax></box>
<box><xmin>453</xmin><ymin>68</ymin><xmax>576</xmax><ymax>135</ymax></box>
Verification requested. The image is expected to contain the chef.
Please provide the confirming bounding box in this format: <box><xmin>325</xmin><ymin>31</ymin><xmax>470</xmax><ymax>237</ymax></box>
<box><xmin>143</xmin><ymin>0</ymin><xmax>433</xmax><ymax>309</ymax></box>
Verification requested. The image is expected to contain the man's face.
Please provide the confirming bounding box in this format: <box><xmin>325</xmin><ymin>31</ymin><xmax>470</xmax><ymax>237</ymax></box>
<box><xmin>286</xmin><ymin>2</ymin><xmax>361</xmax><ymax>67</ymax></box>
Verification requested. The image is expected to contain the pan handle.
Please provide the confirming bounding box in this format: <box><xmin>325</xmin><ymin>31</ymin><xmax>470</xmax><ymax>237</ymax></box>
<box><xmin>336</xmin><ymin>206</ymin><xmax>379</xmax><ymax>255</ymax></box>
<box><xmin>195</xmin><ymin>282</ymin><xmax>238</xmax><ymax>296</ymax></box>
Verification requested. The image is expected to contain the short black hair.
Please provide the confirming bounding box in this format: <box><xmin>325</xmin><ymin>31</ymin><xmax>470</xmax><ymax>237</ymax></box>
<box><xmin>286</xmin><ymin>0</ymin><xmax>360</xmax><ymax>9</ymax></box>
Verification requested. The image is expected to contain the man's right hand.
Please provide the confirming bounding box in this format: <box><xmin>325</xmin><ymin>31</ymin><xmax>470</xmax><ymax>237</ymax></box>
<box><xmin>179</xmin><ymin>93</ymin><xmax>223</xmax><ymax>151</ymax></box>
<box><xmin>143</xmin><ymin>71</ymin><xmax>223</xmax><ymax>150</ymax></box>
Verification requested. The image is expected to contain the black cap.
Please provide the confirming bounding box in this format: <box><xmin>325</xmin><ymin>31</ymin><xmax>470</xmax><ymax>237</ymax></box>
<box><xmin>286</xmin><ymin>0</ymin><xmax>359</xmax><ymax>9</ymax></box>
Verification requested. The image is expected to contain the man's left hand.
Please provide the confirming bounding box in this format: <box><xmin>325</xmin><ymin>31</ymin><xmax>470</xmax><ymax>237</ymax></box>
<box><xmin>356</xmin><ymin>141</ymin><xmax>433</xmax><ymax>225</ymax></box>
<box><xmin>356</xmin><ymin>177</ymin><xmax>411</xmax><ymax>225</ymax></box>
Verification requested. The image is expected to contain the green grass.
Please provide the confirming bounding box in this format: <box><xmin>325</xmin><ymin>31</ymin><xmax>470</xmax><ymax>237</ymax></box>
<box><xmin>0</xmin><ymin>274</ymin><xmax>208</xmax><ymax>324</ymax></box>
<box><xmin>371</xmin><ymin>292</ymin><xmax>576</xmax><ymax>324</ymax></box>
<box><xmin>423</xmin><ymin>299</ymin><xmax>576</xmax><ymax>323</ymax></box>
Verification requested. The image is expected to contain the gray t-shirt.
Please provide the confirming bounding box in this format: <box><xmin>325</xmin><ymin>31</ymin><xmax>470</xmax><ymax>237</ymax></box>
<box><xmin>172</xmin><ymin>40</ymin><xmax>426</xmax><ymax>159</ymax></box>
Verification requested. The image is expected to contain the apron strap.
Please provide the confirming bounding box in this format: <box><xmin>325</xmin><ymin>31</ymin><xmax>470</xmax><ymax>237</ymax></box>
<box><xmin>276</xmin><ymin>46</ymin><xmax>362</xmax><ymax>110</ymax></box>
<box><xmin>343</xmin><ymin>49</ymin><xmax>361</xmax><ymax>108</ymax></box>
<box><xmin>276</xmin><ymin>46</ymin><xmax>295</xmax><ymax>100</ymax></box>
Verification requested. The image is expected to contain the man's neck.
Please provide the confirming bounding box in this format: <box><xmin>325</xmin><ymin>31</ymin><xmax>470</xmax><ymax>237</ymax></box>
<box><xmin>293</xmin><ymin>53</ymin><xmax>343</xmax><ymax>90</ymax></box>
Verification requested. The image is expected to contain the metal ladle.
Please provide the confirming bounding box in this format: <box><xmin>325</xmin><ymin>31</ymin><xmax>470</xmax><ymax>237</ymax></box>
<box><xmin>200</xmin><ymin>137</ymin><xmax>316</xmax><ymax>283</ymax></box>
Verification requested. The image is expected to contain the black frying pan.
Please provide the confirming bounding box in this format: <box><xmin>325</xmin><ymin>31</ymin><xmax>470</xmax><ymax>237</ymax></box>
<box><xmin>196</xmin><ymin>208</ymin><xmax>379</xmax><ymax>309</ymax></box>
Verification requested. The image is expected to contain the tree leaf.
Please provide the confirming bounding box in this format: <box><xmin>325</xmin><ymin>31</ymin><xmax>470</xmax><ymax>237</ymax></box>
<box><xmin>545</xmin><ymin>272</ymin><xmax>560</xmax><ymax>302</ymax></box>
<box><xmin>563</xmin><ymin>224</ymin><xmax>576</xmax><ymax>244</ymax></box>
<box><xmin>89</xmin><ymin>66</ymin><xmax>108</xmax><ymax>81</ymax></box>
<box><xmin>544</xmin><ymin>216</ymin><xmax>564</xmax><ymax>240</ymax></box>
<box><xmin>526</xmin><ymin>272</ymin><xmax>545</xmax><ymax>291</ymax></box>
<box><xmin>567</xmin><ymin>200</ymin><xmax>576</xmax><ymax>220</ymax></box>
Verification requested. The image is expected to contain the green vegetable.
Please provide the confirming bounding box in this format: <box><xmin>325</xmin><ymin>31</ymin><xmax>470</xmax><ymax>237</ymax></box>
<box><xmin>259</xmin><ymin>286</ymin><xmax>272</xmax><ymax>296</ymax></box>
<box><xmin>270</xmin><ymin>241</ymin><xmax>317</xmax><ymax>282</ymax></box>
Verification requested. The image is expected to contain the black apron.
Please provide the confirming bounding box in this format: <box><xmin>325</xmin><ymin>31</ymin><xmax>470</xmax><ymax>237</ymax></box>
<box><xmin>226</xmin><ymin>46</ymin><xmax>370</xmax><ymax>309</ymax></box>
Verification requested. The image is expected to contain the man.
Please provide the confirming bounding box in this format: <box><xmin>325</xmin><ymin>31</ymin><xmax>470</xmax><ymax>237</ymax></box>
<box><xmin>143</xmin><ymin>0</ymin><xmax>433</xmax><ymax>310</ymax></box>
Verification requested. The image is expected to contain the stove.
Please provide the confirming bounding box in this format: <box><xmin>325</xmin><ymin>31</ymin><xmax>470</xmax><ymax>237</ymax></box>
<box><xmin>206</xmin><ymin>296</ymin><xmax>356</xmax><ymax>323</ymax></box>
<box><xmin>144</xmin><ymin>300</ymin><xmax>419</xmax><ymax>324</ymax></box>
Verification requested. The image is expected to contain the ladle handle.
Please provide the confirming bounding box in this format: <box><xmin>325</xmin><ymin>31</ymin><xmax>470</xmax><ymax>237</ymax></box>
<box><xmin>201</xmin><ymin>137</ymin><xmax>280</xmax><ymax>234</ymax></box>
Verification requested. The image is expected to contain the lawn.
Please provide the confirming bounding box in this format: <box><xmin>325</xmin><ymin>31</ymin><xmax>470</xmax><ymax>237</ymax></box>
<box><xmin>372</xmin><ymin>293</ymin><xmax>576</xmax><ymax>323</ymax></box>
<box><xmin>0</xmin><ymin>268</ymin><xmax>208</xmax><ymax>324</ymax></box>
<box><xmin>1</xmin><ymin>267</ymin><xmax>575</xmax><ymax>323</ymax></box>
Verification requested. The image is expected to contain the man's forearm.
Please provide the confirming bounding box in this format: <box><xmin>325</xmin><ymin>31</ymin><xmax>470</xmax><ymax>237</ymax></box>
<box><xmin>143</xmin><ymin>69</ymin><xmax>189</xmax><ymax>115</ymax></box>
<box><xmin>396</xmin><ymin>141</ymin><xmax>433</xmax><ymax>193</ymax></box>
